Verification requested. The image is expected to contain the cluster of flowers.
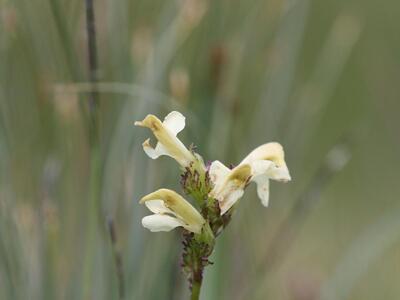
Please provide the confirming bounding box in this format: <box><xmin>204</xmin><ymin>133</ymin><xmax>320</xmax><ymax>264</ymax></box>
<box><xmin>135</xmin><ymin>111</ymin><xmax>291</xmax><ymax>234</ymax></box>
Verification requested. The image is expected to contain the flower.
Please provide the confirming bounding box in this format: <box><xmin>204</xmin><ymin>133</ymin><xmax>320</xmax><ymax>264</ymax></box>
<box><xmin>140</xmin><ymin>188</ymin><xmax>205</xmax><ymax>233</ymax></box>
<box><xmin>209</xmin><ymin>142</ymin><xmax>291</xmax><ymax>214</ymax></box>
<box><xmin>135</xmin><ymin>111</ymin><xmax>196</xmax><ymax>167</ymax></box>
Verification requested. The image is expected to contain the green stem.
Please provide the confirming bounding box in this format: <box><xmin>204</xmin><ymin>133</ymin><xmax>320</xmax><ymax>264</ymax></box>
<box><xmin>191</xmin><ymin>278</ymin><xmax>202</xmax><ymax>300</ymax></box>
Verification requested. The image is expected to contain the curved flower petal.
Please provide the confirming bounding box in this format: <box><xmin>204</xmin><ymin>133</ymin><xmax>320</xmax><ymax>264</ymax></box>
<box><xmin>140</xmin><ymin>189</ymin><xmax>205</xmax><ymax>233</ymax></box>
<box><xmin>250</xmin><ymin>160</ymin><xmax>274</xmax><ymax>177</ymax></box>
<box><xmin>209</xmin><ymin>160</ymin><xmax>231</xmax><ymax>193</ymax></box>
<box><xmin>252</xmin><ymin>175</ymin><xmax>270</xmax><ymax>207</ymax></box>
<box><xmin>250</xmin><ymin>159</ymin><xmax>290</xmax><ymax>181</ymax></box>
<box><xmin>219</xmin><ymin>188</ymin><xmax>244</xmax><ymax>215</ymax></box>
<box><xmin>163</xmin><ymin>111</ymin><xmax>186</xmax><ymax>135</ymax></box>
<box><xmin>142</xmin><ymin>214</ymin><xmax>185</xmax><ymax>232</ymax></box>
<box><xmin>135</xmin><ymin>112</ymin><xmax>195</xmax><ymax>167</ymax></box>
<box><xmin>142</xmin><ymin>138</ymin><xmax>169</xmax><ymax>159</ymax></box>
<box><xmin>268</xmin><ymin>164</ymin><xmax>291</xmax><ymax>182</ymax></box>
<box><xmin>144</xmin><ymin>199</ymin><xmax>174</xmax><ymax>215</ymax></box>
<box><xmin>240</xmin><ymin>142</ymin><xmax>286</xmax><ymax>166</ymax></box>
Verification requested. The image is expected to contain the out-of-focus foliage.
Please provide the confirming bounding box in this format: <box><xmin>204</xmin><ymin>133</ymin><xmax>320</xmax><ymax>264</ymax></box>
<box><xmin>0</xmin><ymin>0</ymin><xmax>399</xmax><ymax>299</ymax></box>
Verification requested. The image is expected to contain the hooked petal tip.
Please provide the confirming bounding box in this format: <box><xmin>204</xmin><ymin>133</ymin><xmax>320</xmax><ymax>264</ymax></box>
<box><xmin>134</xmin><ymin>114</ymin><xmax>162</xmax><ymax>130</ymax></box>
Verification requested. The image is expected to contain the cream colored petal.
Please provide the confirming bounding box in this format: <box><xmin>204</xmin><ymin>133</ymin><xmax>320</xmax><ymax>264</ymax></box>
<box><xmin>268</xmin><ymin>164</ymin><xmax>291</xmax><ymax>182</ymax></box>
<box><xmin>250</xmin><ymin>160</ymin><xmax>274</xmax><ymax>177</ymax></box>
<box><xmin>249</xmin><ymin>159</ymin><xmax>291</xmax><ymax>182</ymax></box>
<box><xmin>140</xmin><ymin>189</ymin><xmax>205</xmax><ymax>232</ymax></box>
<box><xmin>144</xmin><ymin>199</ymin><xmax>174</xmax><ymax>215</ymax></box>
<box><xmin>219</xmin><ymin>188</ymin><xmax>244</xmax><ymax>215</ymax></box>
<box><xmin>209</xmin><ymin>160</ymin><xmax>231</xmax><ymax>193</ymax></box>
<box><xmin>142</xmin><ymin>138</ymin><xmax>170</xmax><ymax>160</ymax></box>
<box><xmin>163</xmin><ymin>111</ymin><xmax>186</xmax><ymax>135</ymax></box>
<box><xmin>248</xmin><ymin>159</ymin><xmax>290</xmax><ymax>207</ymax></box>
<box><xmin>252</xmin><ymin>175</ymin><xmax>270</xmax><ymax>207</ymax></box>
<box><xmin>240</xmin><ymin>142</ymin><xmax>285</xmax><ymax>166</ymax></box>
<box><xmin>142</xmin><ymin>214</ymin><xmax>185</xmax><ymax>232</ymax></box>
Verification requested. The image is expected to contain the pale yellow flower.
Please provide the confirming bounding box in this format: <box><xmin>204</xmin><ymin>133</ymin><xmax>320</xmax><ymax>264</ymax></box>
<box><xmin>140</xmin><ymin>188</ymin><xmax>205</xmax><ymax>233</ymax></box>
<box><xmin>209</xmin><ymin>142</ymin><xmax>291</xmax><ymax>214</ymax></box>
<box><xmin>135</xmin><ymin>111</ymin><xmax>196</xmax><ymax>167</ymax></box>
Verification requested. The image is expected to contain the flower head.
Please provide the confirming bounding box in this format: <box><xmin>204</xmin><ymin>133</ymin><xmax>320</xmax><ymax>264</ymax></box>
<box><xmin>140</xmin><ymin>188</ymin><xmax>205</xmax><ymax>233</ymax></box>
<box><xmin>209</xmin><ymin>142</ymin><xmax>291</xmax><ymax>214</ymax></box>
<box><xmin>135</xmin><ymin>111</ymin><xmax>196</xmax><ymax>167</ymax></box>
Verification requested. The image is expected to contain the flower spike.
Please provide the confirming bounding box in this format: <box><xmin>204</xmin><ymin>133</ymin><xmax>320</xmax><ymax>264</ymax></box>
<box><xmin>135</xmin><ymin>110</ymin><xmax>292</xmax><ymax>298</ymax></box>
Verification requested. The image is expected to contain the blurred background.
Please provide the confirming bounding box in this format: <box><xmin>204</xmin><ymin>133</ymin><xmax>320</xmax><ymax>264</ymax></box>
<box><xmin>1</xmin><ymin>0</ymin><xmax>399</xmax><ymax>299</ymax></box>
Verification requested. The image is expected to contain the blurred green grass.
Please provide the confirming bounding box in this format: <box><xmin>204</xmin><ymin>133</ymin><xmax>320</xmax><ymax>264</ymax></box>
<box><xmin>1</xmin><ymin>0</ymin><xmax>400</xmax><ymax>299</ymax></box>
